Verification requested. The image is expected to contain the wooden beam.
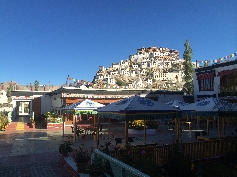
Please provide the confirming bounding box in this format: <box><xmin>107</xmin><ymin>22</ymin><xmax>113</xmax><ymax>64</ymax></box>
<box><xmin>96</xmin><ymin>117</ymin><xmax>100</xmax><ymax>149</ymax></box>
<box><xmin>108</xmin><ymin>118</ymin><xmax>111</xmax><ymax>139</ymax></box>
<box><xmin>222</xmin><ymin>117</ymin><xmax>225</xmax><ymax>135</ymax></box>
<box><xmin>125</xmin><ymin>120</ymin><xmax>128</xmax><ymax>149</ymax></box>
<box><xmin>218</xmin><ymin>116</ymin><xmax>221</xmax><ymax>139</ymax></box>
<box><xmin>207</xmin><ymin>117</ymin><xmax>209</xmax><ymax>135</ymax></box>
<box><xmin>197</xmin><ymin>116</ymin><xmax>199</xmax><ymax>130</ymax></box>
<box><xmin>73</xmin><ymin>114</ymin><xmax>76</xmax><ymax>141</ymax></box>
<box><xmin>144</xmin><ymin>123</ymin><xmax>147</xmax><ymax>142</ymax></box>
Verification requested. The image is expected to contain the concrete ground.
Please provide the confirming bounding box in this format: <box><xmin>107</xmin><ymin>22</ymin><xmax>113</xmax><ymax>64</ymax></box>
<box><xmin>0</xmin><ymin>119</ymin><xmax>236</xmax><ymax>177</ymax></box>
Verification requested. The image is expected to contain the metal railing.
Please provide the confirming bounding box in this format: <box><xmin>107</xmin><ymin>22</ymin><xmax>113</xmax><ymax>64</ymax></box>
<box><xmin>93</xmin><ymin>149</ymin><xmax>150</xmax><ymax>177</ymax></box>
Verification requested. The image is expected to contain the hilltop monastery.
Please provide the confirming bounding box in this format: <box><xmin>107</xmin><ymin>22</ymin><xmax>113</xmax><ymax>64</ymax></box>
<box><xmin>93</xmin><ymin>46</ymin><xmax>197</xmax><ymax>90</ymax></box>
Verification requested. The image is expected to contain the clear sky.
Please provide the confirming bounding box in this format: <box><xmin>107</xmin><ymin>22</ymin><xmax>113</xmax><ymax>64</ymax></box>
<box><xmin>0</xmin><ymin>0</ymin><xmax>236</xmax><ymax>86</ymax></box>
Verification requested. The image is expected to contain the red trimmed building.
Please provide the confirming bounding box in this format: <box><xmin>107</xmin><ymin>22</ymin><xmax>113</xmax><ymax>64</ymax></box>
<box><xmin>194</xmin><ymin>59</ymin><xmax>237</xmax><ymax>102</ymax></box>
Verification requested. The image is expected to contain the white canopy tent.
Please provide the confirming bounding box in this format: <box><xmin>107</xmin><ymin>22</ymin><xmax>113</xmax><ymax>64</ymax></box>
<box><xmin>98</xmin><ymin>95</ymin><xmax>183</xmax><ymax>147</ymax></box>
<box><xmin>62</xmin><ymin>99</ymin><xmax>105</xmax><ymax>112</ymax></box>
<box><xmin>181</xmin><ymin>97</ymin><xmax>237</xmax><ymax>113</ymax></box>
<box><xmin>165</xmin><ymin>100</ymin><xmax>189</xmax><ymax>109</ymax></box>
<box><xmin>181</xmin><ymin>97</ymin><xmax>237</xmax><ymax>137</ymax></box>
<box><xmin>61</xmin><ymin>99</ymin><xmax>105</xmax><ymax>140</ymax></box>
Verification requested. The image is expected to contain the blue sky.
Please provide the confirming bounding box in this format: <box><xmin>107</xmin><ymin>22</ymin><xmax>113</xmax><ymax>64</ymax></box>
<box><xmin>0</xmin><ymin>0</ymin><xmax>236</xmax><ymax>86</ymax></box>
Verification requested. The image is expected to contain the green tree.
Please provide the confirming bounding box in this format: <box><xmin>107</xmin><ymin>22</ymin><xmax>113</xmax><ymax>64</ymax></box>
<box><xmin>34</xmin><ymin>80</ymin><xmax>40</xmax><ymax>91</ymax></box>
<box><xmin>204</xmin><ymin>60</ymin><xmax>208</xmax><ymax>67</ymax></box>
<box><xmin>6</xmin><ymin>82</ymin><xmax>13</xmax><ymax>103</ymax></box>
<box><xmin>116</xmin><ymin>79</ymin><xmax>126</xmax><ymax>86</ymax></box>
<box><xmin>146</xmin><ymin>68</ymin><xmax>153</xmax><ymax>79</ymax></box>
<box><xmin>183</xmin><ymin>39</ymin><xmax>194</xmax><ymax>95</ymax></box>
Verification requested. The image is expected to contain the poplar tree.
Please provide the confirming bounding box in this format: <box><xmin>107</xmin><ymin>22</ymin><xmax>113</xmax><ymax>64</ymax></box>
<box><xmin>183</xmin><ymin>39</ymin><xmax>194</xmax><ymax>95</ymax></box>
<box><xmin>34</xmin><ymin>80</ymin><xmax>39</xmax><ymax>91</ymax></box>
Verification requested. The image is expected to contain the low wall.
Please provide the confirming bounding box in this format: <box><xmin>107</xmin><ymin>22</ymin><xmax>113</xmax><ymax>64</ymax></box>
<box><xmin>128</xmin><ymin>128</ymin><xmax>156</xmax><ymax>134</ymax></box>
<box><xmin>47</xmin><ymin>123</ymin><xmax>63</xmax><ymax>129</ymax></box>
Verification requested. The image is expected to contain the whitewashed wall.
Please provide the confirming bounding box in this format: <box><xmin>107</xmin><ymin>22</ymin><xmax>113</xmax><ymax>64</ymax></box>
<box><xmin>41</xmin><ymin>95</ymin><xmax>51</xmax><ymax>114</ymax></box>
<box><xmin>0</xmin><ymin>90</ymin><xmax>8</xmax><ymax>104</ymax></box>
<box><xmin>193</xmin><ymin>62</ymin><xmax>237</xmax><ymax>102</ymax></box>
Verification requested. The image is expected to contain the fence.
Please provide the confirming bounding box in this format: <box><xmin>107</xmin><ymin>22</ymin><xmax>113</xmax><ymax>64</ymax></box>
<box><xmin>93</xmin><ymin>149</ymin><xmax>150</xmax><ymax>177</ymax></box>
<box><xmin>109</xmin><ymin>137</ymin><xmax>237</xmax><ymax>165</ymax></box>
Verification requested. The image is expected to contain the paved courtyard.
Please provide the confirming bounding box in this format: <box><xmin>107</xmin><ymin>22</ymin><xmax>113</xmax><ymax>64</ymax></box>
<box><xmin>0</xmin><ymin>120</ymin><xmax>236</xmax><ymax>177</ymax></box>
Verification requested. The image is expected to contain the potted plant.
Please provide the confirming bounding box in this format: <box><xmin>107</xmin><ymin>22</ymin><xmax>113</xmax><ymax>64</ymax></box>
<box><xmin>87</xmin><ymin>159</ymin><xmax>104</xmax><ymax>177</ymax></box>
<box><xmin>73</xmin><ymin>144</ymin><xmax>91</xmax><ymax>173</ymax></box>
<box><xmin>0</xmin><ymin>112</ymin><xmax>9</xmax><ymax>131</ymax></box>
<box><xmin>59</xmin><ymin>141</ymin><xmax>73</xmax><ymax>157</ymax></box>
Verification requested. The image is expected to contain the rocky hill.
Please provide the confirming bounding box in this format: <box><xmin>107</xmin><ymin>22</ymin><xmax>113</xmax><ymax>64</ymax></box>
<box><xmin>1</xmin><ymin>81</ymin><xmax>61</xmax><ymax>92</ymax></box>
<box><xmin>92</xmin><ymin>46</ymin><xmax>193</xmax><ymax>90</ymax></box>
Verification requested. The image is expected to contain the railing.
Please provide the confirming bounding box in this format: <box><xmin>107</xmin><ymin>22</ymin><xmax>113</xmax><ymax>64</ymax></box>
<box><xmin>109</xmin><ymin>137</ymin><xmax>237</xmax><ymax>165</ymax></box>
<box><xmin>93</xmin><ymin>149</ymin><xmax>150</xmax><ymax>177</ymax></box>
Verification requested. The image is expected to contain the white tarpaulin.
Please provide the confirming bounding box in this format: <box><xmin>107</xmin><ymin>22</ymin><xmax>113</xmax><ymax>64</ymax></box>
<box><xmin>62</xmin><ymin>99</ymin><xmax>104</xmax><ymax>111</ymax></box>
<box><xmin>165</xmin><ymin>100</ymin><xmax>189</xmax><ymax>108</ymax></box>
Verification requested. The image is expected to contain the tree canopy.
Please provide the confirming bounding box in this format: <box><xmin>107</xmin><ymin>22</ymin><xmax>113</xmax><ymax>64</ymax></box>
<box><xmin>116</xmin><ymin>79</ymin><xmax>126</xmax><ymax>86</ymax></box>
<box><xmin>183</xmin><ymin>39</ymin><xmax>194</xmax><ymax>95</ymax></box>
<box><xmin>34</xmin><ymin>80</ymin><xmax>39</xmax><ymax>91</ymax></box>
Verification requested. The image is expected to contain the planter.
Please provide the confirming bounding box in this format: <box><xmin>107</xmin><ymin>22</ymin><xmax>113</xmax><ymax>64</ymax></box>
<box><xmin>76</xmin><ymin>162</ymin><xmax>89</xmax><ymax>173</ymax></box>
<box><xmin>47</xmin><ymin>123</ymin><xmax>63</xmax><ymax>129</ymax></box>
<box><xmin>62</xmin><ymin>151</ymin><xmax>69</xmax><ymax>157</ymax></box>
<box><xmin>128</xmin><ymin>128</ymin><xmax>156</xmax><ymax>134</ymax></box>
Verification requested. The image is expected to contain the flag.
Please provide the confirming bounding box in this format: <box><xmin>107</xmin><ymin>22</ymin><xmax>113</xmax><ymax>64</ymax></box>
<box><xmin>235</xmin><ymin>52</ymin><xmax>237</xmax><ymax>56</ymax></box>
<box><xmin>67</xmin><ymin>75</ymin><xmax>71</xmax><ymax>80</ymax></box>
<box><xmin>231</xmin><ymin>54</ymin><xmax>234</xmax><ymax>57</ymax></box>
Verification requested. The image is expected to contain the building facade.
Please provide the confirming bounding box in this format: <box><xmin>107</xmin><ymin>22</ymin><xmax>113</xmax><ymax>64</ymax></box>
<box><xmin>10</xmin><ymin>87</ymin><xmax>185</xmax><ymax>123</ymax></box>
<box><xmin>194</xmin><ymin>59</ymin><xmax>237</xmax><ymax>102</ymax></box>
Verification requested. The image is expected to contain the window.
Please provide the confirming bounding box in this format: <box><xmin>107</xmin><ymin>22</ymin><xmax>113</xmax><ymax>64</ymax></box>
<box><xmin>197</xmin><ymin>72</ymin><xmax>214</xmax><ymax>91</ymax></box>
<box><xmin>199</xmin><ymin>78</ymin><xmax>214</xmax><ymax>91</ymax></box>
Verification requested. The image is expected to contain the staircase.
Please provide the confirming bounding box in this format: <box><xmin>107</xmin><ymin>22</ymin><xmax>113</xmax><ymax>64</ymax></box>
<box><xmin>5</xmin><ymin>122</ymin><xmax>35</xmax><ymax>132</ymax></box>
<box><xmin>5</xmin><ymin>122</ymin><xmax>18</xmax><ymax>132</ymax></box>
<box><xmin>16</xmin><ymin>122</ymin><xmax>25</xmax><ymax>131</ymax></box>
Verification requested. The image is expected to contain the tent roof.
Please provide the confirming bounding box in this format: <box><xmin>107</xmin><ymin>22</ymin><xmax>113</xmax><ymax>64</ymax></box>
<box><xmin>98</xmin><ymin>96</ymin><xmax>182</xmax><ymax>120</ymax></box>
<box><xmin>182</xmin><ymin>98</ymin><xmax>237</xmax><ymax>116</ymax></box>
<box><xmin>62</xmin><ymin>99</ymin><xmax>104</xmax><ymax>111</ymax></box>
<box><xmin>182</xmin><ymin>98</ymin><xmax>236</xmax><ymax>111</ymax></box>
<box><xmin>165</xmin><ymin>100</ymin><xmax>189</xmax><ymax>108</ymax></box>
<box><xmin>98</xmin><ymin>96</ymin><xmax>182</xmax><ymax>112</ymax></box>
